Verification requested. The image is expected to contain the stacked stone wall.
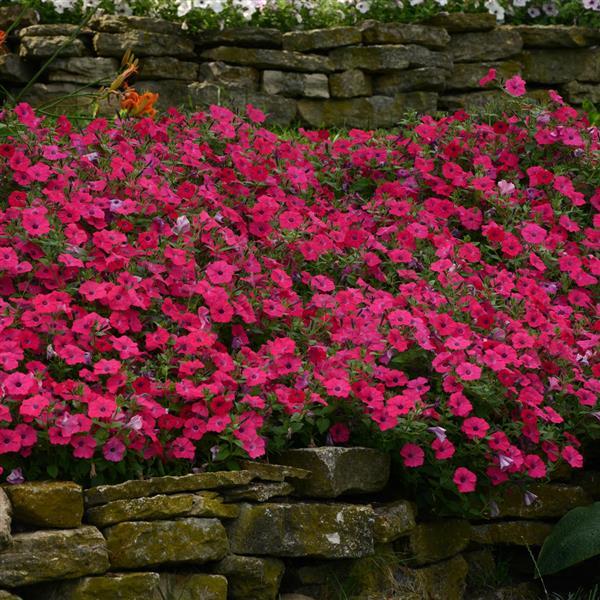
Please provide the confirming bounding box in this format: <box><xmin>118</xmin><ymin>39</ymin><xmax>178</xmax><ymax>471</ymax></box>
<box><xmin>0</xmin><ymin>447</ymin><xmax>597</xmax><ymax>600</ymax></box>
<box><xmin>2</xmin><ymin>9</ymin><xmax>600</xmax><ymax>127</ymax></box>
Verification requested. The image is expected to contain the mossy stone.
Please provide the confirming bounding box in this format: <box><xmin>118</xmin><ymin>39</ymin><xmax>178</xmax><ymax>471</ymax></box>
<box><xmin>373</xmin><ymin>500</ymin><xmax>416</xmax><ymax>543</ymax></box>
<box><xmin>188</xmin><ymin>493</ymin><xmax>240</xmax><ymax>519</ymax></box>
<box><xmin>0</xmin><ymin>489</ymin><xmax>11</xmax><ymax>550</ymax></box>
<box><xmin>159</xmin><ymin>574</ymin><xmax>227</xmax><ymax>600</ymax></box>
<box><xmin>0</xmin><ymin>592</ymin><xmax>21</xmax><ymax>600</ymax></box>
<box><xmin>238</xmin><ymin>460</ymin><xmax>310</xmax><ymax>482</ymax></box>
<box><xmin>3</xmin><ymin>481</ymin><xmax>83</xmax><ymax>528</ymax></box>
<box><xmin>411</xmin><ymin>554</ymin><xmax>468</xmax><ymax>600</ymax></box>
<box><xmin>402</xmin><ymin>520</ymin><xmax>471</xmax><ymax>565</ymax></box>
<box><xmin>470</xmin><ymin>521</ymin><xmax>553</xmax><ymax>546</ymax></box>
<box><xmin>282</xmin><ymin>27</ymin><xmax>361</xmax><ymax>52</ymax></box>
<box><xmin>214</xmin><ymin>555</ymin><xmax>284</xmax><ymax>600</ymax></box>
<box><xmin>221</xmin><ymin>482</ymin><xmax>294</xmax><ymax>502</ymax></box>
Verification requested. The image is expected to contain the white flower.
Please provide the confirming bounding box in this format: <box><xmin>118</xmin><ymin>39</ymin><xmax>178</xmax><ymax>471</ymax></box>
<box><xmin>485</xmin><ymin>0</ymin><xmax>506</xmax><ymax>20</ymax></box>
<box><xmin>356</xmin><ymin>0</ymin><xmax>370</xmax><ymax>13</ymax></box>
<box><xmin>512</xmin><ymin>0</ymin><xmax>529</xmax><ymax>6</ymax></box>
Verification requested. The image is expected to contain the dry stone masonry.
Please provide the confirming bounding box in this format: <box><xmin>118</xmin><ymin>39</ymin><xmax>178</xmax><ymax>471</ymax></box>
<box><xmin>2</xmin><ymin>10</ymin><xmax>600</xmax><ymax>127</ymax></box>
<box><xmin>0</xmin><ymin>447</ymin><xmax>596</xmax><ymax>600</ymax></box>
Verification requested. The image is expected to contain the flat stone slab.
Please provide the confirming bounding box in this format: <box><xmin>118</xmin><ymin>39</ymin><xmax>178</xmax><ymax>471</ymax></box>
<box><xmin>19</xmin><ymin>36</ymin><xmax>88</xmax><ymax>59</ymax></box>
<box><xmin>89</xmin><ymin>14</ymin><xmax>182</xmax><ymax>34</ymax></box>
<box><xmin>0</xmin><ymin>526</ymin><xmax>109</xmax><ymax>588</ymax></box>
<box><xmin>512</xmin><ymin>25</ymin><xmax>600</xmax><ymax>48</ymax></box>
<box><xmin>373</xmin><ymin>500</ymin><xmax>417</xmax><ymax>543</ymax></box>
<box><xmin>214</xmin><ymin>555</ymin><xmax>284</xmax><ymax>600</ymax></box>
<box><xmin>104</xmin><ymin>518</ymin><xmax>228</xmax><ymax>569</ymax></box>
<box><xmin>275</xmin><ymin>447</ymin><xmax>390</xmax><ymax>497</ymax></box>
<box><xmin>195</xmin><ymin>27</ymin><xmax>283</xmax><ymax>49</ymax></box>
<box><xmin>227</xmin><ymin>502</ymin><xmax>374</xmax><ymax>558</ymax></box>
<box><xmin>238</xmin><ymin>460</ymin><xmax>310</xmax><ymax>482</ymax></box>
<box><xmin>93</xmin><ymin>31</ymin><xmax>195</xmax><ymax>58</ymax></box>
<box><xmin>520</xmin><ymin>48</ymin><xmax>600</xmax><ymax>84</ymax></box>
<box><xmin>361</xmin><ymin>21</ymin><xmax>450</xmax><ymax>49</ymax></box>
<box><xmin>47</xmin><ymin>57</ymin><xmax>119</xmax><ymax>84</ymax></box>
<box><xmin>0</xmin><ymin>489</ymin><xmax>11</xmax><ymax>551</ymax></box>
<box><xmin>422</xmin><ymin>12</ymin><xmax>497</xmax><ymax>33</ymax></box>
<box><xmin>85</xmin><ymin>470</ymin><xmax>254</xmax><ymax>506</ymax></box>
<box><xmin>221</xmin><ymin>482</ymin><xmax>294</xmax><ymax>502</ymax></box>
<box><xmin>470</xmin><ymin>521</ymin><xmax>553</xmax><ymax>546</ymax></box>
<box><xmin>282</xmin><ymin>27</ymin><xmax>361</xmax><ymax>52</ymax></box>
<box><xmin>450</xmin><ymin>30</ymin><xmax>523</xmax><ymax>62</ymax></box>
<box><xmin>401</xmin><ymin>519</ymin><xmax>471</xmax><ymax>565</ymax></box>
<box><xmin>3</xmin><ymin>481</ymin><xmax>83</xmax><ymax>528</ymax></box>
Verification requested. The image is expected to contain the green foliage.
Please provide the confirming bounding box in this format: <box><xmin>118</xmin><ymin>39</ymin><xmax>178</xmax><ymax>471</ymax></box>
<box><xmin>538</xmin><ymin>503</ymin><xmax>600</xmax><ymax>576</ymax></box>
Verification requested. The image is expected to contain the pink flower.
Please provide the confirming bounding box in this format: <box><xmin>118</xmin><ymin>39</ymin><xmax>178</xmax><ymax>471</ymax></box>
<box><xmin>400</xmin><ymin>443</ymin><xmax>424</xmax><ymax>468</ymax></box>
<box><xmin>479</xmin><ymin>68</ymin><xmax>497</xmax><ymax>87</ymax></box>
<box><xmin>505</xmin><ymin>75</ymin><xmax>526</xmax><ymax>97</ymax></box>
<box><xmin>462</xmin><ymin>417</ymin><xmax>490</xmax><ymax>440</ymax></box>
<box><xmin>453</xmin><ymin>467</ymin><xmax>477</xmax><ymax>493</ymax></box>
<box><xmin>521</xmin><ymin>223</ymin><xmax>547</xmax><ymax>244</ymax></box>
<box><xmin>561</xmin><ymin>445</ymin><xmax>583</xmax><ymax>468</ymax></box>
<box><xmin>329</xmin><ymin>422</ymin><xmax>350</xmax><ymax>443</ymax></box>
<box><xmin>102</xmin><ymin>437</ymin><xmax>126</xmax><ymax>462</ymax></box>
<box><xmin>456</xmin><ymin>362</ymin><xmax>482</xmax><ymax>381</ymax></box>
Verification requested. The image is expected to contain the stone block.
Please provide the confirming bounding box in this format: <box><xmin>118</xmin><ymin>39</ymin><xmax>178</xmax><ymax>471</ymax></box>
<box><xmin>450</xmin><ymin>30</ymin><xmax>523</xmax><ymax>62</ymax></box>
<box><xmin>439</xmin><ymin>90</ymin><xmax>510</xmax><ymax>111</ymax></box>
<box><xmin>138</xmin><ymin>57</ymin><xmax>198</xmax><ymax>81</ymax></box>
<box><xmin>227</xmin><ymin>502</ymin><xmax>374</xmax><ymax>558</ymax></box>
<box><xmin>446</xmin><ymin>60</ymin><xmax>522</xmax><ymax>90</ymax></box>
<box><xmin>423</xmin><ymin>12</ymin><xmax>497</xmax><ymax>33</ymax></box>
<box><xmin>512</xmin><ymin>25</ymin><xmax>600</xmax><ymax>48</ymax></box>
<box><xmin>0</xmin><ymin>526</ymin><xmax>109</xmax><ymax>588</ymax></box>
<box><xmin>299</xmin><ymin>93</ymin><xmax>437</xmax><ymax>129</ymax></box>
<box><xmin>262</xmin><ymin>71</ymin><xmax>329</xmax><ymax>98</ymax></box>
<box><xmin>0</xmin><ymin>54</ymin><xmax>32</xmax><ymax>84</ymax></box>
<box><xmin>329</xmin><ymin>69</ymin><xmax>372</xmax><ymax>98</ymax></box>
<box><xmin>188</xmin><ymin>492</ymin><xmax>240</xmax><ymax>519</ymax></box>
<box><xmin>47</xmin><ymin>57</ymin><xmax>119</xmax><ymax>84</ymax></box>
<box><xmin>403</xmin><ymin>519</ymin><xmax>471</xmax><ymax>565</ymax></box>
<box><xmin>228</xmin><ymin>92</ymin><xmax>298</xmax><ymax>127</ymax></box>
<box><xmin>15</xmin><ymin>82</ymin><xmax>100</xmax><ymax>114</ymax></box>
<box><xmin>4</xmin><ymin>481</ymin><xmax>83</xmax><ymax>528</ymax></box>
<box><xmin>0</xmin><ymin>490</ymin><xmax>11</xmax><ymax>551</ymax></box>
<box><xmin>200</xmin><ymin>47</ymin><xmax>334</xmax><ymax>73</ymax></box>
<box><xmin>85</xmin><ymin>470</ymin><xmax>254</xmax><ymax>506</ymax></box>
<box><xmin>399</xmin><ymin>554</ymin><xmax>469</xmax><ymax>600</ymax></box>
<box><xmin>104</xmin><ymin>518</ymin><xmax>228</xmax><ymax>569</ymax></box>
<box><xmin>93</xmin><ymin>31</ymin><xmax>195</xmax><ymax>58</ymax></box>
<box><xmin>198</xmin><ymin>61</ymin><xmax>259</xmax><ymax>90</ymax></box>
<box><xmin>0</xmin><ymin>5</ymin><xmax>38</xmax><ymax>30</ymax></box>
<box><xmin>275</xmin><ymin>447</ymin><xmax>390</xmax><ymax>497</ymax></box>
<box><xmin>214</xmin><ymin>555</ymin><xmax>284</xmax><ymax>600</ymax></box>
<box><xmin>89</xmin><ymin>15</ymin><xmax>182</xmax><ymax>35</ymax></box>
<box><xmin>238</xmin><ymin>460</ymin><xmax>310</xmax><ymax>482</ymax></box>
<box><xmin>221</xmin><ymin>481</ymin><xmax>294</xmax><ymax>502</ymax></box>
<box><xmin>282</xmin><ymin>27</ymin><xmax>361</xmax><ymax>52</ymax></box>
<box><xmin>373</xmin><ymin>66</ymin><xmax>447</xmax><ymax>93</ymax></box>
<box><xmin>0</xmin><ymin>591</ymin><xmax>21</xmax><ymax>600</ymax></box>
<box><xmin>159</xmin><ymin>573</ymin><xmax>227</xmax><ymax>600</ymax></box>
<box><xmin>520</xmin><ymin>48</ymin><xmax>600</xmax><ymax>84</ymax></box>
<box><xmin>373</xmin><ymin>500</ymin><xmax>416</xmax><ymax>543</ymax></box>
<box><xmin>361</xmin><ymin>21</ymin><xmax>450</xmax><ymax>49</ymax></box>
<box><xmin>470</xmin><ymin>521</ymin><xmax>553</xmax><ymax>546</ymax></box>
<box><xmin>195</xmin><ymin>27</ymin><xmax>282</xmax><ymax>49</ymax></box>
<box><xmin>18</xmin><ymin>24</ymin><xmax>85</xmax><ymax>37</ymax></box>
<box><xmin>19</xmin><ymin>36</ymin><xmax>88</xmax><ymax>59</ymax></box>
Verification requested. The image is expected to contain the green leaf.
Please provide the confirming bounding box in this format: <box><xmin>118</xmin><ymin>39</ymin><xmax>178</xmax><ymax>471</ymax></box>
<box><xmin>46</xmin><ymin>464</ymin><xmax>59</xmax><ymax>479</ymax></box>
<box><xmin>316</xmin><ymin>418</ymin><xmax>330</xmax><ymax>434</ymax></box>
<box><xmin>537</xmin><ymin>502</ymin><xmax>600</xmax><ymax>576</ymax></box>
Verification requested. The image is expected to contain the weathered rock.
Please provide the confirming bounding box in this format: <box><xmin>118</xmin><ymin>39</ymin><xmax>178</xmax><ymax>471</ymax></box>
<box><xmin>221</xmin><ymin>481</ymin><xmax>294</xmax><ymax>502</ymax></box>
<box><xmin>159</xmin><ymin>573</ymin><xmax>227</xmax><ymax>600</ymax></box>
<box><xmin>228</xmin><ymin>92</ymin><xmax>298</xmax><ymax>126</ymax></box>
<box><xmin>19</xmin><ymin>36</ymin><xmax>88</xmax><ymax>59</ymax></box>
<box><xmin>47</xmin><ymin>57</ymin><xmax>119</xmax><ymax>84</ymax></box>
<box><xmin>329</xmin><ymin>69</ymin><xmax>372</xmax><ymax>98</ymax></box>
<box><xmin>0</xmin><ymin>526</ymin><xmax>109</xmax><ymax>588</ymax></box>
<box><xmin>198</xmin><ymin>61</ymin><xmax>259</xmax><ymax>90</ymax></box>
<box><xmin>238</xmin><ymin>460</ymin><xmax>310</xmax><ymax>482</ymax></box>
<box><xmin>329</xmin><ymin>45</ymin><xmax>451</xmax><ymax>72</ymax></box>
<box><xmin>0</xmin><ymin>591</ymin><xmax>21</xmax><ymax>600</ymax></box>
<box><xmin>373</xmin><ymin>67</ymin><xmax>447</xmax><ymax>93</ymax></box>
<box><xmin>402</xmin><ymin>520</ymin><xmax>471</xmax><ymax>565</ymax></box>
<box><xmin>463</xmin><ymin>548</ymin><xmax>496</xmax><ymax>590</ymax></box>
<box><xmin>118</xmin><ymin>79</ymin><xmax>191</xmax><ymax>110</ymax></box>
<box><xmin>520</xmin><ymin>48</ymin><xmax>600</xmax><ymax>84</ymax></box>
<box><xmin>89</xmin><ymin>14</ymin><xmax>182</xmax><ymax>35</ymax></box>
<box><xmin>93</xmin><ymin>31</ymin><xmax>195</xmax><ymax>58</ymax></box>
<box><xmin>373</xmin><ymin>500</ymin><xmax>416</xmax><ymax>543</ymax></box>
<box><xmin>299</xmin><ymin>93</ymin><xmax>437</xmax><ymax>129</ymax></box>
<box><xmin>16</xmin><ymin>82</ymin><xmax>98</xmax><ymax>113</ymax></box>
<box><xmin>398</xmin><ymin>554</ymin><xmax>469</xmax><ymax>600</ymax></box>
<box><xmin>495</xmin><ymin>483</ymin><xmax>592</xmax><ymax>519</ymax></box>
<box><xmin>196</xmin><ymin>27</ymin><xmax>282</xmax><ymax>49</ymax></box>
<box><xmin>470</xmin><ymin>521</ymin><xmax>553</xmax><ymax>546</ymax></box>
<box><xmin>275</xmin><ymin>447</ymin><xmax>390</xmax><ymax>498</ymax></box>
<box><xmin>439</xmin><ymin>90</ymin><xmax>510</xmax><ymax>111</ymax></box>
<box><xmin>423</xmin><ymin>12</ymin><xmax>497</xmax><ymax>33</ymax></box>
<box><xmin>0</xmin><ymin>5</ymin><xmax>38</xmax><ymax>30</ymax></box>
<box><xmin>282</xmin><ymin>27</ymin><xmax>361</xmax><ymax>52</ymax></box>
<box><xmin>188</xmin><ymin>81</ymin><xmax>226</xmax><ymax>107</ymax></box>
<box><xmin>214</xmin><ymin>555</ymin><xmax>284</xmax><ymax>600</ymax></box>
<box><xmin>512</xmin><ymin>25</ymin><xmax>600</xmax><ymax>48</ymax></box>
<box><xmin>201</xmin><ymin>47</ymin><xmax>334</xmax><ymax>73</ymax></box>
<box><xmin>361</xmin><ymin>21</ymin><xmax>450</xmax><ymax>49</ymax></box>
<box><xmin>188</xmin><ymin>492</ymin><xmax>240</xmax><ymax>519</ymax></box>
<box><xmin>262</xmin><ymin>71</ymin><xmax>329</xmax><ymax>98</ymax></box>
<box><xmin>104</xmin><ymin>518</ymin><xmax>228</xmax><ymax>569</ymax></box>
<box><xmin>138</xmin><ymin>57</ymin><xmax>198</xmax><ymax>81</ymax></box>
<box><xmin>18</xmin><ymin>24</ymin><xmax>85</xmax><ymax>37</ymax></box>
<box><xmin>0</xmin><ymin>490</ymin><xmax>10</xmax><ymax>552</ymax></box>
<box><xmin>0</xmin><ymin>54</ymin><xmax>32</xmax><ymax>84</ymax></box>
<box><xmin>450</xmin><ymin>30</ymin><xmax>523</xmax><ymax>62</ymax></box>
<box><xmin>4</xmin><ymin>481</ymin><xmax>83</xmax><ymax>529</ymax></box>
<box><xmin>85</xmin><ymin>470</ymin><xmax>254</xmax><ymax>506</ymax></box>
<box><xmin>227</xmin><ymin>502</ymin><xmax>374</xmax><ymax>558</ymax></box>
<box><xmin>446</xmin><ymin>60</ymin><xmax>522</xmax><ymax>90</ymax></box>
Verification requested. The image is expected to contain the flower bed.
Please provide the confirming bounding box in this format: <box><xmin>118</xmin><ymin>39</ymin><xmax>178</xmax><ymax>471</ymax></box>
<box><xmin>0</xmin><ymin>93</ymin><xmax>598</xmax><ymax>505</ymax></box>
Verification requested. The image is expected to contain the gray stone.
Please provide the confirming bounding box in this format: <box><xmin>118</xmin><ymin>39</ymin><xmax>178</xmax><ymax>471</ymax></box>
<box><xmin>126</xmin><ymin>79</ymin><xmax>191</xmax><ymax>110</ymax></box>
<box><xmin>227</xmin><ymin>502</ymin><xmax>374</xmax><ymax>558</ymax></box>
<box><xmin>200</xmin><ymin>47</ymin><xmax>334</xmax><ymax>73</ymax></box>
<box><xmin>0</xmin><ymin>5</ymin><xmax>38</xmax><ymax>30</ymax></box>
<box><xmin>85</xmin><ymin>470</ymin><xmax>254</xmax><ymax>506</ymax></box>
<box><xmin>198</xmin><ymin>61</ymin><xmax>259</xmax><ymax>90</ymax></box>
<box><xmin>361</xmin><ymin>21</ymin><xmax>450</xmax><ymax>49</ymax></box>
<box><xmin>373</xmin><ymin>500</ymin><xmax>416</xmax><ymax>543</ymax></box>
<box><xmin>104</xmin><ymin>518</ymin><xmax>229</xmax><ymax>569</ymax></box>
<box><xmin>470</xmin><ymin>521</ymin><xmax>553</xmax><ymax>546</ymax></box>
<box><xmin>159</xmin><ymin>574</ymin><xmax>227</xmax><ymax>600</ymax></box>
<box><xmin>0</xmin><ymin>54</ymin><xmax>32</xmax><ymax>84</ymax></box>
<box><xmin>229</xmin><ymin>92</ymin><xmax>298</xmax><ymax>127</ymax></box>
<box><xmin>188</xmin><ymin>81</ymin><xmax>223</xmax><ymax>107</ymax></box>
<box><xmin>221</xmin><ymin>481</ymin><xmax>294</xmax><ymax>502</ymax></box>
<box><xmin>47</xmin><ymin>57</ymin><xmax>119</xmax><ymax>84</ymax></box>
<box><xmin>19</xmin><ymin>36</ymin><xmax>88</xmax><ymax>59</ymax></box>
<box><xmin>188</xmin><ymin>492</ymin><xmax>240</xmax><ymax>519</ymax></box>
<box><xmin>93</xmin><ymin>31</ymin><xmax>195</xmax><ymax>58</ymax></box>
<box><xmin>262</xmin><ymin>71</ymin><xmax>329</xmax><ymax>98</ymax></box>
<box><xmin>89</xmin><ymin>14</ymin><xmax>182</xmax><ymax>35</ymax></box>
<box><xmin>329</xmin><ymin>69</ymin><xmax>372</xmax><ymax>98</ymax></box>
<box><xmin>275</xmin><ymin>447</ymin><xmax>390</xmax><ymax>497</ymax></box>
<box><xmin>4</xmin><ymin>481</ymin><xmax>84</xmax><ymax>529</ymax></box>
<box><xmin>214</xmin><ymin>555</ymin><xmax>284</xmax><ymax>600</ymax></box>
<box><xmin>0</xmin><ymin>489</ymin><xmax>11</xmax><ymax>551</ymax></box>
<box><xmin>520</xmin><ymin>48</ymin><xmax>600</xmax><ymax>83</ymax></box>
<box><xmin>398</xmin><ymin>554</ymin><xmax>469</xmax><ymax>600</ymax></box>
<box><xmin>403</xmin><ymin>520</ymin><xmax>471</xmax><ymax>565</ymax></box>
<box><xmin>423</xmin><ymin>12</ymin><xmax>497</xmax><ymax>33</ymax></box>
<box><xmin>138</xmin><ymin>57</ymin><xmax>198</xmax><ymax>81</ymax></box>
<box><xmin>446</xmin><ymin>60</ymin><xmax>522</xmax><ymax>90</ymax></box>
<box><xmin>512</xmin><ymin>25</ymin><xmax>600</xmax><ymax>48</ymax></box>
<box><xmin>0</xmin><ymin>526</ymin><xmax>109</xmax><ymax>588</ymax></box>
<box><xmin>299</xmin><ymin>93</ymin><xmax>437</xmax><ymax>129</ymax></box>
<box><xmin>238</xmin><ymin>460</ymin><xmax>310</xmax><ymax>482</ymax></box>
<box><xmin>18</xmin><ymin>24</ymin><xmax>84</xmax><ymax>37</ymax></box>
<box><xmin>16</xmin><ymin>82</ymin><xmax>98</xmax><ymax>114</ymax></box>
<box><xmin>563</xmin><ymin>81</ymin><xmax>600</xmax><ymax>105</ymax></box>
<box><xmin>282</xmin><ymin>27</ymin><xmax>361</xmax><ymax>52</ymax></box>
<box><xmin>439</xmin><ymin>90</ymin><xmax>511</xmax><ymax>111</ymax></box>
<box><xmin>450</xmin><ymin>30</ymin><xmax>523</xmax><ymax>62</ymax></box>
<box><xmin>0</xmin><ymin>592</ymin><xmax>21</xmax><ymax>600</ymax></box>
<box><xmin>196</xmin><ymin>27</ymin><xmax>282</xmax><ymax>49</ymax></box>
<box><xmin>374</xmin><ymin>67</ymin><xmax>447</xmax><ymax>94</ymax></box>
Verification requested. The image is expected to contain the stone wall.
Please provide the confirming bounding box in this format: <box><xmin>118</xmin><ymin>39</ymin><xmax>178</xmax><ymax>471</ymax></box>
<box><xmin>0</xmin><ymin>447</ymin><xmax>597</xmax><ymax>600</ymax></box>
<box><xmin>2</xmin><ymin>9</ymin><xmax>600</xmax><ymax>127</ymax></box>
